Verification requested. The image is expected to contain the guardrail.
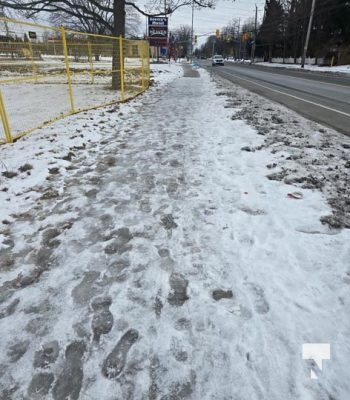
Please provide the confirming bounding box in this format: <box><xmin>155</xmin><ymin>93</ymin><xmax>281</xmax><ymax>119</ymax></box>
<box><xmin>0</xmin><ymin>17</ymin><xmax>150</xmax><ymax>143</ymax></box>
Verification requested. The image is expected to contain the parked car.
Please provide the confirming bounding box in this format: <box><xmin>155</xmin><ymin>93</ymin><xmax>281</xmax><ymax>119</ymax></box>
<box><xmin>212</xmin><ymin>55</ymin><xmax>224</xmax><ymax>66</ymax></box>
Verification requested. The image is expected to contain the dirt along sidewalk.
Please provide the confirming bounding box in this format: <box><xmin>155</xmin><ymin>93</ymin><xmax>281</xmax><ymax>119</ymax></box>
<box><xmin>0</xmin><ymin>62</ymin><xmax>349</xmax><ymax>400</ymax></box>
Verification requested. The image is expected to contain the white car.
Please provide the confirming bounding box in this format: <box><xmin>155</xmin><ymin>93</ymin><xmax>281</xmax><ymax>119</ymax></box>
<box><xmin>212</xmin><ymin>55</ymin><xmax>224</xmax><ymax>66</ymax></box>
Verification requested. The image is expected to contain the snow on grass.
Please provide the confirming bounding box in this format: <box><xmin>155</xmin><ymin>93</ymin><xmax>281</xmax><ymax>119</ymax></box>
<box><xmin>0</xmin><ymin>55</ymin><xmax>152</xmax><ymax>142</ymax></box>
<box><xmin>253</xmin><ymin>61</ymin><xmax>350</xmax><ymax>74</ymax></box>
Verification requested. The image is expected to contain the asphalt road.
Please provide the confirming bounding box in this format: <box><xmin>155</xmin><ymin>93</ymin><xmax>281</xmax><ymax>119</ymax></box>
<box><xmin>200</xmin><ymin>61</ymin><xmax>350</xmax><ymax>135</ymax></box>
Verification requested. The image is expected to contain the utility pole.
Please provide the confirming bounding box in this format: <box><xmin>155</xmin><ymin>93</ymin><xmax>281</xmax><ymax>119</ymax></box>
<box><xmin>165</xmin><ymin>0</ymin><xmax>168</xmax><ymax>60</ymax></box>
<box><xmin>190</xmin><ymin>0</ymin><xmax>194</xmax><ymax>61</ymax></box>
<box><xmin>301</xmin><ymin>0</ymin><xmax>316</xmax><ymax>68</ymax></box>
<box><xmin>251</xmin><ymin>5</ymin><xmax>258</xmax><ymax>63</ymax></box>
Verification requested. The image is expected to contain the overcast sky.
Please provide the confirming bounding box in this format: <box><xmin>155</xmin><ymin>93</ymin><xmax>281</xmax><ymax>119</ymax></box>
<box><xmin>143</xmin><ymin>0</ymin><xmax>267</xmax><ymax>46</ymax></box>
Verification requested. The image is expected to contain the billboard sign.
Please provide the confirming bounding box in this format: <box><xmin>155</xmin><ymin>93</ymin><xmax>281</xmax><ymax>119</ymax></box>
<box><xmin>148</xmin><ymin>16</ymin><xmax>168</xmax><ymax>46</ymax></box>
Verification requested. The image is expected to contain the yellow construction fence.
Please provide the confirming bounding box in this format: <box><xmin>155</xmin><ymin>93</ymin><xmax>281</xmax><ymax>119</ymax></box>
<box><xmin>0</xmin><ymin>17</ymin><xmax>150</xmax><ymax>143</ymax></box>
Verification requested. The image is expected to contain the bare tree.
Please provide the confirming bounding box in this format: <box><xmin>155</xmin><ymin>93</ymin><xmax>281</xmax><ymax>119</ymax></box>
<box><xmin>47</xmin><ymin>1</ymin><xmax>140</xmax><ymax>37</ymax></box>
<box><xmin>172</xmin><ymin>25</ymin><xmax>191</xmax><ymax>58</ymax></box>
<box><xmin>240</xmin><ymin>17</ymin><xmax>255</xmax><ymax>60</ymax></box>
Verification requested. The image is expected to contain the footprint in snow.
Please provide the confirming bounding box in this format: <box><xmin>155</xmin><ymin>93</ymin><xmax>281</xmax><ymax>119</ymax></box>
<box><xmin>91</xmin><ymin>296</ymin><xmax>114</xmax><ymax>343</ymax></box>
<box><xmin>245</xmin><ymin>282</ymin><xmax>270</xmax><ymax>315</ymax></box>
<box><xmin>102</xmin><ymin>329</ymin><xmax>139</xmax><ymax>379</ymax></box>
<box><xmin>52</xmin><ymin>341</ymin><xmax>86</xmax><ymax>400</ymax></box>
<box><xmin>28</xmin><ymin>372</ymin><xmax>54</xmax><ymax>399</ymax></box>
<box><xmin>167</xmin><ymin>273</ymin><xmax>189</xmax><ymax>306</ymax></box>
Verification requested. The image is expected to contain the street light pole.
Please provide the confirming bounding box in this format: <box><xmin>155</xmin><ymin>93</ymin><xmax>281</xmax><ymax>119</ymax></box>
<box><xmin>301</xmin><ymin>0</ymin><xmax>316</xmax><ymax>68</ymax></box>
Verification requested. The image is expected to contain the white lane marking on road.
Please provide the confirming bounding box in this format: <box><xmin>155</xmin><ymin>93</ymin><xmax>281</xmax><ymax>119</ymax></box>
<box><xmin>221</xmin><ymin>71</ymin><xmax>350</xmax><ymax>118</ymax></box>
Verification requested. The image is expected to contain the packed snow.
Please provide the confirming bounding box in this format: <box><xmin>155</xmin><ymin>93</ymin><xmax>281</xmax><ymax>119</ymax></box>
<box><xmin>0</xmin><ymin>61</ymin><xmax>349</xmax><ymax>400</ymax></box>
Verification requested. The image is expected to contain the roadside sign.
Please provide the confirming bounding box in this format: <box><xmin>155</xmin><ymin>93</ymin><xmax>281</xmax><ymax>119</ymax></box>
<box><xmin>148</xmin><ymin>16</ymin><xmax>168</xmax><ymax>46</ymax></box>
<box><xmin>148</xmin><ymin>16</ymin><xmax>168</xmax><ymax>28</ymax></box>
<box><xmin>28</xmin><ymin>31</ymin><xmax>37</xmax><ymax>39</ymax></box>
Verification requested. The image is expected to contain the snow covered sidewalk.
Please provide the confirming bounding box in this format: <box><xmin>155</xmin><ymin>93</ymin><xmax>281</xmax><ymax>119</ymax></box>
<box><xmin>0</xmin><ymin>63</ymin><xmax>350</xmax><ymax>400</ymax></box>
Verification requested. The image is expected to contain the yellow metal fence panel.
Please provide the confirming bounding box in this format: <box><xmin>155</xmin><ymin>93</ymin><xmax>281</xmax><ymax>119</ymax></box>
<box><xmin>0</xmin><ymin>89</ymin><xmax>12</xmax><ymax>143</ymax></box>
<box><xmin>123</xmin><ymin>39</ymin><xmax>150</xmax><ymax>99</ymax></box>
<box><xmin>0</xmin><ymin>17</ymin><xmax>150</xmax><ymax>144</ymax></box>
<box><xmin>0</xmin><ymin>21</ymin><xmax>71</xmax><ymax>141</ymax></box>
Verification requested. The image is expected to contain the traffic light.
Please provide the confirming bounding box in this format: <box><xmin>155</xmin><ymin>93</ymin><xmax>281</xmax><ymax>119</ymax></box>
<box><xmin>215</xmin><ymin>29</ymin><xmax>220</xmax><ymax>38</ymax></box>
<box><xmin>194</xmin><ymin>35</ymin><xmax>197</xmax><ymax>44</ymax></box>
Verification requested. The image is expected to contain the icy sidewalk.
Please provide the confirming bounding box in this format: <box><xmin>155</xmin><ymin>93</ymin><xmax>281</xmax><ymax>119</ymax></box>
<box><xmin>0</xmin><ymin>64</ymin><xmax>350</xmax><ymax>400</ymax></box>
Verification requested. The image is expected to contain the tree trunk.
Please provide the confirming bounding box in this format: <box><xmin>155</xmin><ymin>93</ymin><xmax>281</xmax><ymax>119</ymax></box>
<box><xmin>112</xmin><ymin>0</ymin><xmax>125</xmax><ymax>90</ymax></box>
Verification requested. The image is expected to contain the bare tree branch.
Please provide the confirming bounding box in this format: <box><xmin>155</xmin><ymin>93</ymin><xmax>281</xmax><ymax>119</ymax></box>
<box><xmin>0</xmin><ymin>0</ymin><xmax>218</xmax><ymax>20</ymax></box>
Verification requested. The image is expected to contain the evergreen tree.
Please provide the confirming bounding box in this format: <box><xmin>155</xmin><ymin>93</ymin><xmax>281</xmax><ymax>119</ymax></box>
<box><xmin>259</xmin><ymin>0</ymin><xmax>285</xmax><ymax>61</ymax></box>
